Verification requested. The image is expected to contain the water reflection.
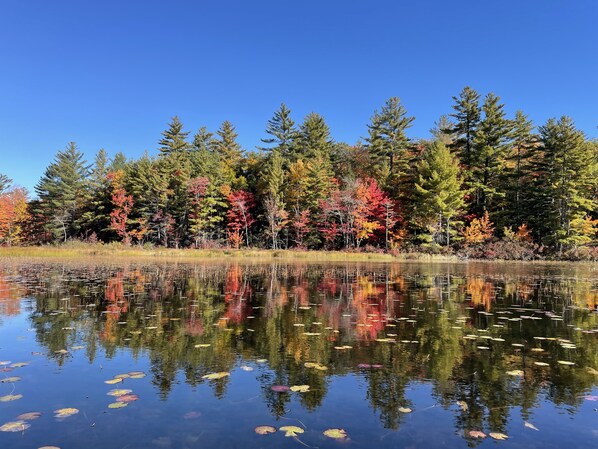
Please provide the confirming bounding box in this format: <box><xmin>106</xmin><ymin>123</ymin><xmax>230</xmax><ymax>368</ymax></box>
<box><xmin>0</xmin><ymin>261</ymin><xmax>597</xmax><ymax>448</ymax></box>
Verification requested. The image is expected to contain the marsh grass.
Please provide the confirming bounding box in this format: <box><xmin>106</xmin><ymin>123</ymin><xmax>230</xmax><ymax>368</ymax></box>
<box><xmin>0</xmin><ymin>242</ymin><xmax>461</xmax><ymax>262</ymax></box>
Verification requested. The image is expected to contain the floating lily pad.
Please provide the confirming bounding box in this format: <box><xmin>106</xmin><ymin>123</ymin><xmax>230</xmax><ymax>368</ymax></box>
<box><xmin>489</xmin><ymin>432</ymin><xmax>509</xmax><ymax>440</ymax></box>
<box><xmin>506</xmin><ymin>370</ymin><xmax>524</xmax><ymax>376</ymax></box>
<box><xmin>116</xmin><ymin>394</ymin><xmax>139</xmax><ymax>402</ymax></box>
<box><xmin>240</xmin><ymin>365</ymin><xmax>254</xmax><ymax>372</ymax></box>
<box><xmin>128</xmin><ymin>372</ymin><xmax>146</xmax><ymax>379</ymax></box>
<box><xmin>534</xmin><ymin>362</ymin><xmax>550</xmax><ymax>367</ymax></box>
<box><xmin>271</xmin><ymin>385</ymin><xmax>290</xmax><ymax>392</ymax></box>
<box><xmin>107</xmin><ymin>389</ymin><xmax>132</xmax><ymax>397</ymax></box>
<box><xmin>10</xmin><ymin>362</ymin><xmax>29</xmax><ymax>368</ymax></box>
<box><xmin>194</xmin><ymin>344</ymin><xmax>211</xmax><ymax>348</ymax></box>
<box><xmin>54</xmin><ymin>408</ymin><xmax>79</xmax><ymax>418</ymax></box>
<box><xmin>0</xmin><ymin>420</ymin><xmax>30</xmax><ymax>432</ymax></box>
<box><xmin>114</xmin><ymin>374</ymin><xmax>130</xmax><ymax>379</ymax></box>
<box><xmin>469</xmin><ymin>430</ymin><xmax>487</xmax><ymax>438</ymax></box>
<box><xmin>38</xmin><ymin>446</ymin><xmax>61</xmax><ymax>449</ymax></box>
<box><xmin>279</xmin><ymin>426</ymin><xmax>304</xmax><ymax>437</ymax></box>
<box><xmin>108</xmin><ymin>402</ymin><xmax>128</xmax><ymax>409</ymax></box>
<box><xmin>0</xmin><ymin>377</ymin><xmax>21</xmax><ymax>383</ymax></box>
<box><xmin>104</xmin><ymin>378</ymin><xmax>123</xmax><ymax>385</ymax></box>
<box><xmin>17</xmin><ymin>412</ymin><xmax>42</xmax><ymax>421</ymax></box>
<box><xmin>0</xmin><ymin>394</ymin><xmax>23</xmax><ymax>402</ymax></box>
<box><xmin>398</xmin><ymin>407</ymin><xmax>412</xmax><ymax>413</ymax></box>
<box><xmin>255</xmin><ymin>425</ymin><xmax>277</xmax><ymax>435</ymax></box>
<box><xmin>524</xmin><ymin>421</ymin><xmax>539</xmax><ymax>431</ymax></box>
<box><xmin>557</xmin><ymin>360</ymin><xmax>575</xmax><ymax>366</ymax></box>
<box><xmin>323</xmin><ymin>428</ymin><xmax>348</xmax><ymax>439</ymax></box>
<box><xmin>202</xmin><ymin>372</ymin><xmax>229</xmax><ymax>380</ymax></box>
<box><xmin>290</xmin><ymin>385</ymin><xmax>310</xmax><ymax>392</ymax></box>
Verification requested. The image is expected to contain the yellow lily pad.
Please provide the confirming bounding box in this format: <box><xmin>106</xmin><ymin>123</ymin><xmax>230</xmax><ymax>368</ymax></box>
<box><xmin>104</xmin><ymin>378</ymin><xmax>123</xmax><ymax>385</ymax></box>
<box><xmin>0</xmin><ymin>420</ymin><xmax>30</xmax><ymax>432</ymax></box>
<box><xmin>0</xmin><ymin>394</ymin><xmax>23</xmax><ymax>402</ymax></box>
<box><xmin>107</xmin><ymin>389</ymin><xmax>132</xmax><ymax>397</ymax></box>
<box><xmin>194</xmin><ymin>344</ymin><xmax>211</xmax><ymax>348</ymax></box>
<box><xmin>323</xmin><ymin>428</ymin><xmax>348</xmax><ymax>439</ymax></box>
<box><xmin>506</xmin><ymin>370</ymin><xmax>524</xmax><ymax>376</ymax></box>
<box><xmin>279</xmin><ymin>426</ymin><xmax>304</xmax><ymax>437</ymax></box>
<box><xmin>54</xmin><ymin>408</ymin><xmax>79</xmax><ymax>418</ymax></box>
<box><xmin>489</xmin><ymin>432</ymin><xmax>509</xmax><ymax>440</ymax></box>
<box><xmin>557</xmin><ymin>360</ymin><xmax>575</xmax><ymax>366</ymax></box>
<box><xmin>534</xmin><ymin>362</ymin><xmax>550</xmax><ymax>367</ymax></box>
<box><xmin>0</xmin><ymin>377</ymin><xmax>21</xmax><ymax>383</ymax></box>
<box><xmin>202</xmin><ymin>372</ymin><xmax>230</xmax><ymax>380</ymax></box>
<box><xmin>290</xmin><ymin>385</ymin><xmax>310</xmax><ymax>392</ymax></box>
<box><xmin>108</xmin><ymin>402</ymin><xmax>128</xmax><ymax>409</ymax></box>
<box><xmin>114</xmin><ymin>374</ymin><xmax>130</xmax><ymax>379</ymax></box>
<box><xmin>398</xmin><ymin>407</ymin><xmax>412</xmax><ymax>413</ymax></box>
<box><xmin>10</xmin><ymin>362</ymin><xmax>29</xmax><ymax>368</ymax></box>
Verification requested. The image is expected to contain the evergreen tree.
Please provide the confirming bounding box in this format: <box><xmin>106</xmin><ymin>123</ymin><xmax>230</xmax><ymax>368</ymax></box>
<box><xmin>430</xmin><ymin>115</ymin><xmax>455</xmax><ymax>146</ymax></box>
<box><xmin>449</xmin><ymin>86</ymin><xmax>481</xmax><ymax>169</ymax></box>
<box><xmin>109</xmin><ymin>152</ymin><xmax>127</xmax><ymax>172</ymax></box>
<box><xmin>470</xmin><ymin>93</ymin><xmax>512</xmax><ymax>215</ymax></box>
<box><xmin>534</xmin><ymin>117</ymin><xmax>598</xmax><ymax>251</ymax></box>
<box><xmin>413</xmin><ymin>141</ymin><xmax>465</xmax><ymax>246</ymax></box>
<box><xmin>80</xmin><ymin>149</ymin><xmax>112</xmax><ymax>240</ymax></box>
<box><xmin>366</xmin><ymin>97</ymin><xmax>414</xmax><ymax>193</ymax></box>
<box><xmin>296</xmin><ymin>112</ymin><xmax>334</xmax><ymax>162</ymax></box>
<box><xmin>214</xmin><ymin>121</ymin><xmax>244</xmax><ymax>188</ymax></box>
<box><xmin>159</xmin><ymin>116</ymin><xmax>190</xmax><ymax>155</ymax></box>
<box><xmin>499</xmin><ymin>111</ymin><xmax>538</xmax><ymax>229</ymax></box>
<box><xmin>260</xmin><ymin>103</ymin><xmax>299</xmax><ymax>161</ymax></box>
<box><xmin>34</xmin><ymin>142</ymin><xmax>89</xmax><ymax>241</ymax></box>
<box><xmin>0</xmin><ymin>173</ymin><xmax>12</xmax><ymax>193</ymax></box>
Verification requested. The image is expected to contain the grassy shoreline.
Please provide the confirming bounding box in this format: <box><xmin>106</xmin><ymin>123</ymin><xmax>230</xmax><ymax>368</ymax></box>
<box><xmin>0</xmin><ymin>243</ymin><xmax>465</xmax><ymax>262</ymax></box>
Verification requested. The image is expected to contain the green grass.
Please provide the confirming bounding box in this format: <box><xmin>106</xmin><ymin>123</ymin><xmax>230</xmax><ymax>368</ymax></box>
<box><xmin>0</xmin><ymin>243</ymin><xmax>462</xmax><ymax>262</ymax></box>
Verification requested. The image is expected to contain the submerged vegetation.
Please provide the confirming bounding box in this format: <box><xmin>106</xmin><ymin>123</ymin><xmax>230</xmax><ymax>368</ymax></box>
<box><xmin>0</xmin><ymin>88</ymin><xmax>597</xmax><ymax>260</ymax></box>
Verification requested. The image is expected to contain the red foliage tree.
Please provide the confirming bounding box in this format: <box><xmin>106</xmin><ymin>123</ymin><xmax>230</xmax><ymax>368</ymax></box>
<box><xmin>226</xmin><ymin>190</ymin><xmax>256</xmax><ymax>248</ymax></box>
<box><xmin>107</xmin><ymin>171</ymin><xmax>133</xmax><ymax>245</ymax></box>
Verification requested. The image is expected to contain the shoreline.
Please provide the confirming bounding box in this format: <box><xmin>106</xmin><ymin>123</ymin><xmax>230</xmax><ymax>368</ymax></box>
<box><xmin>0</xmin><ymin>244</ymin><xmax>595</xmax><ymax>265</ymax></box>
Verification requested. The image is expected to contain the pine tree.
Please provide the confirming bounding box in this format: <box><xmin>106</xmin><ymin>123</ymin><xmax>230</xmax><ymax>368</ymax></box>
<box><xmin>534</xmin><ymin>117</ymin><xmax>598</xmax><ymax>251</ymax></box>
<box><xmin>499</xmin><ymin>111</ymin><xmax>538</xmax><ymax>229</ymax></box>
<box><xmin>214</xmin><ymin>121</ymin><xmax>244</xmax><ymax>188</ymax></box>
<box><xmin>413</xmin><ymin>141</ymin><xmax>465</xmax><ymax>246</ymax></box>
<box><xmin>80</xmin><ymin>149</ymin><xmax>112</xmax><ymax>240</ymax></box>
<box><xmin>34</xmin><ymin>142</ymin><xmax>89</xmax><ymax>241</ymax></box>
<box><xmin>0</xmin><ymin>173</ymin><xmax>12</xmax><ymax>193</ymax></box>
<box><xmin>366</xmin><ymin>97</ymin><xmax>414</xmax><ymax>191</ymax></box>
<box><xmin>449</xmin><ymin>86</ymin><xmax>481</xmax><ymax>169</ymax></box>
<box><xmin>260</xmin><ymin>103</ymin><xmax>299</xmax><ymax>161</ymax></box>
<box><xmin>296</xmin><ymin>112</ymin><xmax>334</xmax><ymax>162</ymax></box>
<box><xmin>262</xmin><ymin>149</ymin><xmax>287</xmax><ymax>249</ymax></box>
<box><xmin>470</xmin><ymin>93</ymin><xmax>512</xmax><ymax>215</ymax></box>
<box><xmin>430</xmin><ymin>115</ymin><xmax>455</xmax><ymax>145</ymax></box>
<box><xmin>159</xmin><ymin>116</ymin><xmax>190</xmax><ymax>155</ymax></box>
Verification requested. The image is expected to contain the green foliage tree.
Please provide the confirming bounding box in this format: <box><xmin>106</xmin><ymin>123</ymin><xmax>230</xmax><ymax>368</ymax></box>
<box><xmin>260</xmin><ymin>103</ymin><xmax>299</xmax><ymax>162</ymax></box>
<box><xmin>534</xmin><ymin>117</ymin><xmax>598</xmax><ymax>251</ymax></box>
<box><xmin>0</xmin><ymin>173</ymin><xmax>12</xmax><ymax>193</ymax></box>
<box><xmin>159</xmin><ymin>116</ymin><xmax>190</xmax><ymax>155</ymax></box>
<box><xmin>366</xmin><ymin>97</ymin><xmax>415</xmax><ymax>193</ymax></box>
<box><xmin>413</xmin><ymin>141</ymin><xmax>465</xmax><ymax>246</ymax></box>
<box><xmin>449</xmin><ymin>86</ymin><xmax>481</xmax><ymax>170</ymax></box>
<box><xmin>34</xmin><ymin>142</ymin><xmax>89</xmax><ymax>241</ymax></box>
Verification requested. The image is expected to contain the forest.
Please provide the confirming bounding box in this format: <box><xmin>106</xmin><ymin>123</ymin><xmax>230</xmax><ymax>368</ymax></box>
<box><xmin>0</xmin><ymin>86</ymin><xmax>597</xmax><ymax>260</ymax></box>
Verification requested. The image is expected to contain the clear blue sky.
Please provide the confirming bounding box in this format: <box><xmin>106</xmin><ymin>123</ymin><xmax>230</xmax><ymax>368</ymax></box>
<box><xmin>1</xmin><ymin>0</ymin><xmax>597</xmax><ymax>193</ymax></box>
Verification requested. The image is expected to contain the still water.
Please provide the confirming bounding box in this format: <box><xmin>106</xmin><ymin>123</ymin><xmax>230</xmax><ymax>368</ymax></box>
<box><xmin>0</xmin><ymin>260</ymin><xmax>597</xmax><ymax>449</ymax></box>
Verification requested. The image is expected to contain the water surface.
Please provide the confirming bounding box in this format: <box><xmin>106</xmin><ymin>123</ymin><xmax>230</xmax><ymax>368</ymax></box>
<box><xmin>0</xmin><ymin>260</ymin><xmax>597</xmax><ymax>449</ymax></box>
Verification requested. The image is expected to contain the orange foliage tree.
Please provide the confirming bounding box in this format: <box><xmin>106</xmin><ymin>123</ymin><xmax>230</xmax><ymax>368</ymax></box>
<box><xmin>0</xmin><ymin>187</ymin><xmax>29</xmax><ymax>246</ymax></box>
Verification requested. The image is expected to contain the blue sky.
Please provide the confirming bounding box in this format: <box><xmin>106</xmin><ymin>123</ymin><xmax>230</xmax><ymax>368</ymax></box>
<box><xmin>1</xmin><ymin>0</ymin><xmax>597</xmax><ymax>193</ymax></box>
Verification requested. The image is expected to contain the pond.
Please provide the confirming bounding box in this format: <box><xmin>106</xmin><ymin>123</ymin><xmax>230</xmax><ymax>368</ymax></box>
<box><xmin>0</xmin><ymin>260</ymin><xmax>597</xmax><ymax>449</ymax></box>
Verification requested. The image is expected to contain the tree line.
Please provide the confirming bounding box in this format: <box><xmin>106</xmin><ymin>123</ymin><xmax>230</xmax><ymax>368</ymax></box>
<box><xmin>1</xmin><ymin>86</ymin><xmax>597</xmax><ymax>259</ymax></box>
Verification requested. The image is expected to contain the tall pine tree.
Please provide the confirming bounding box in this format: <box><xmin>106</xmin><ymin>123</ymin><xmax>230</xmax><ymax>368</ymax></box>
<box><xmin>159</xmin><ymin>116</ymin><xmax>190</xmax><ymax>155</ymax></box>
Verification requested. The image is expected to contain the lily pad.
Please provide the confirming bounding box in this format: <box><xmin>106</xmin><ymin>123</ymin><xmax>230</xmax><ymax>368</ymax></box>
<box><xmin>0</xmin><ymin>420</ymin><xmax>30</xmax><ymax>432</ymax></box>
<box><xmin>0</xmin><ymin>394</ymin><xmax>23</xmax><ymax>402</ymax></box>
<box><xmin>469</xmin><ymin>430</ymin><xmax>487</xmax><ymax>439</ymax></box>
<box><xmin>534</xmin><ymin>362</ymin><xmax>550</xmax><ymax>367</ymax></box>
<box><xmin>323</xmin><ymin>428</ymin><xmax>348</xmax><ymax>439</ymax></box>
<box><xmin>107</xmin><ymin>389</ymin><xmax>132</xmax><ymax>397</ymax></box>
<box><xmin>17</xmin><ymin>412</ymin><xmax>42</xmax><ymax>421</ymax></box>
<box><xmin>506</xmin><ymin>370</ymin><xmax>524</xmax><ymax>376</ymax></box>
<box><xmin>108</xmin><ymin>401</ymin><xmax>128</xmax><ymax>409</ymax></box>
<box><xmin>0</xmin><ymin>377</ymin><xmax>21</xmax><ymax>383</ymax></box>
<box><xmin>398</xmin><ymin>407</ymin><xmax>412</xmax><ymax>413</ymax></box>
<box><xmin>194</xmin><ymin>344</ymin><xmax>211</xmax><ymax>348</ymax></box>
<box><xmin>240</xmin><ymin>365</ymin><xmax>254</xmax><ymax>372</ymax></box>
<box><xmin>255</xmin><ymin>425</ymin><xmax>277</xmax><ymax>435</ymax></box>
<box><xmin>489</xmin><ymin>432</ymin><xmax>509</xmax><ymax>440</ymax></box>
<box><xmin>271</xmin><ymin>385</ymin><xmax>290</xmax><ymax>392</ymax></box>
<box><xmin>557</xmin><ymin>360</ymin><xmax>575</xmax><ymax>366</ymax></box>
<box><xmin>116</xmin><ymin>394</ymin><xmax>139</xmax><ymax>402</ymax></box>
<box><xmin>290</xmin><ymin>385</ymin><xmax>310</xmax><ymax>392</ymax></box>
<box><xmin>54</xmin><ymin>408</ymin><xmax>79</xmax><ymax>418</ymax></box>
<box><xmin>104</xmin><ymin>378</ymin><xmax>123</xmax><ymax>385</ymax></box>
<box><xmin>128</xmin><ymin>372</ymin><xmax>146</xmax><ymax>379</ymax></box>
<box><xmin>202</xmin><ymin>372</ymin><xmax>230</xmax><ymax>380</ymax></box>
<box><xmin>279</xmin><ymin>425</ymin><xmax>304</xmax><ymax>437</ymax></box>
<box><xmin>10</xmin><ymin>362</ymin><xmax>29</xmax><ymax>368</ymax></box>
